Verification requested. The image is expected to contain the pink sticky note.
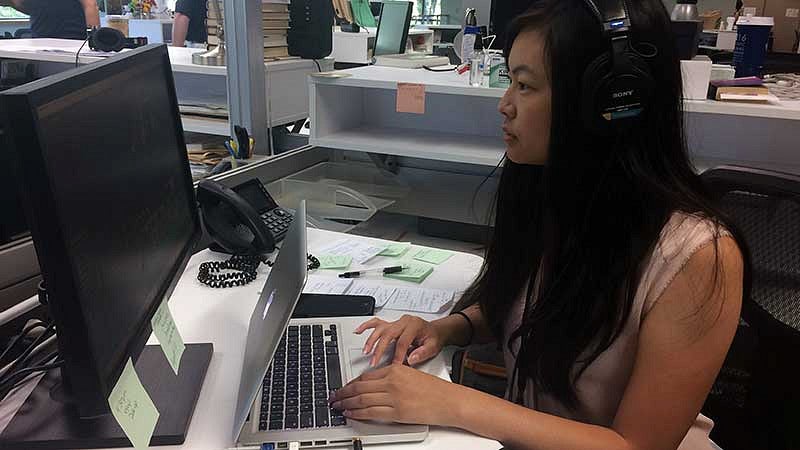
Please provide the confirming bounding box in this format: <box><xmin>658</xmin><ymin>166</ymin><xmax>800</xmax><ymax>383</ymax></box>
<box><xmin>396</xmin><ymin>83</ymin><xmax>426</xmax><ymax>114</ymax></box>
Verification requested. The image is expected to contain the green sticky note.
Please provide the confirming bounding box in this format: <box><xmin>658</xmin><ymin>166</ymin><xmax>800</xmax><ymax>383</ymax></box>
<box><xmin>384</xmin><ymin>262</ymin><xmax>434</xmax><ymax>284</ymax></box>
<box><xmin>151</xmin><ymin>300</ymin><xmax>185</xmax><ymax>375</ymax></box>
<box><xmin>378</xmin><ymin>243</ymin><xmax>412</xmax><ymax>257</ymax></box>
<box><xmin>413</xmin><ymin>248</ymin><xmax>454</xmax><ymax>265</ymax></box>
<box><xmin>318</xmin><ymin>254</ymin><xmax>353</xmax><ymax>270</ymax></box>
<box><xmin>108</xmin><ymin>358</ymin><xmax>160</xmax><ymax>449</ymax></box>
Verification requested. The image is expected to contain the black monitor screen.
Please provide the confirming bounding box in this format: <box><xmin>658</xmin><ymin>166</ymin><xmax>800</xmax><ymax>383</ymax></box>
<box><xmin>0</xmin><ymin>46</ymin><xmax>200</xmax><ymax>410</ymax></box>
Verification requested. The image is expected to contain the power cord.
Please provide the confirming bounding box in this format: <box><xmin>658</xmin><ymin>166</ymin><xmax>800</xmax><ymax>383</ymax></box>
<box><xmin>76</xmin><ymin>33</ymin><xmax>91</xmax><ymax>67</ymax></box>
<box><xmin>313</xmin><ymin>59</ymin><xmax>322</xmax><ymax>72</ymax></box>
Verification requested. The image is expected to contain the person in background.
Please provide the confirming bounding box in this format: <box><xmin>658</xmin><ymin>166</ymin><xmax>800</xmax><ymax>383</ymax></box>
<box><xmin>0</xmin><ymin>0</ymin><xmax>99</xmax><ymax>40</ymax></box>
<box><xmin>172</xmin><ymin>0</ymin><xmax>206</xmax><ymax>47</ymax></box>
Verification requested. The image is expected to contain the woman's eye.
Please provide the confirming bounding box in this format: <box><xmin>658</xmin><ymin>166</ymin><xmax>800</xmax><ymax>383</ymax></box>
<box><xmin>518</xmin><ymin>82</ymin><xmax>529</xmax><ymax>92</ymax></box>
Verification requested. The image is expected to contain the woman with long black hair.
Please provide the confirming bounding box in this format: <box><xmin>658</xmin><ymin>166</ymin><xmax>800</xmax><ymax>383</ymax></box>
<box><xmin>330</xmin><ymin>1</ymin><xmax>746</xmax><ymax>449</ymax></box>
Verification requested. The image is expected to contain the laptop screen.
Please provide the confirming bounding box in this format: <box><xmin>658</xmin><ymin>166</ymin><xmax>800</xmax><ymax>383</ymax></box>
<box><xmin>233</xmin><ymin>201</ymin><xmax>308</xmax><ymax>442</ymax></box>
<box><xmin>374</xmin><ymin>1</ymin><xmax>412</xmax><ymax>56</ymax></box>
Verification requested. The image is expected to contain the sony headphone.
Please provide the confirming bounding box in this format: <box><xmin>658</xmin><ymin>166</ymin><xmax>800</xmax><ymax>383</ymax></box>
<box><xmin>580</xmin><ymin>0</ymin><xmax>655</xmax><ymax>133</ymax></box>
<box><xmin>88</xmin><ymin>27</ymin><xmax>148</xmax><ymax>53</ymax></box>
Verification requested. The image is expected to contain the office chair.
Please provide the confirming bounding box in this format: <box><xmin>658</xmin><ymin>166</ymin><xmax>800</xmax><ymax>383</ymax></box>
<box><xmin>701</xmin><ymin>166</ymin><xmax>800</xmax><ymax>450</ymax></box>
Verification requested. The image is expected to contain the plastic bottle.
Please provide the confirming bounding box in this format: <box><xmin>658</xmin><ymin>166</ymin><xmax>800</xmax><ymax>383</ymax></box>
<box><xmin>462</xmin><ymin>8</ymin><xmax>479</xmax><ymax>64</ymax></box>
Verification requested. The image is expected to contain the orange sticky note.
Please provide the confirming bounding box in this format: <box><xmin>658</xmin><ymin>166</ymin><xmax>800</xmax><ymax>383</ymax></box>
<box><xmin>396</xmin><ymin>83</ymin><xmax>426</xmax><ymax>114</ymax></box>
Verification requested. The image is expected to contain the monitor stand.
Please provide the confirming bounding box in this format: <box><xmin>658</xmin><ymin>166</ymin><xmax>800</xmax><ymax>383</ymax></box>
<box><xmin>0</xmin><ymin>343</ymin><xmax>213</xmax><ymax>449</ymax></box>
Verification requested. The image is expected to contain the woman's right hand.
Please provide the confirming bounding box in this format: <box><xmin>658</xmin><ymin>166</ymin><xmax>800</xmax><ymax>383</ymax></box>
<box><xmin>355</xmin><ymin>315</ymin><xmax>445</xmax><ymax>367</ymax></box>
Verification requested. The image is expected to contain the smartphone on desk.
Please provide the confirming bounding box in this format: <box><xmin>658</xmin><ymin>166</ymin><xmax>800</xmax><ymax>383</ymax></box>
<box><xmin>292</xmin><ymin>294</ymin><xmax>376</xmax><ymax>318</ymax></box>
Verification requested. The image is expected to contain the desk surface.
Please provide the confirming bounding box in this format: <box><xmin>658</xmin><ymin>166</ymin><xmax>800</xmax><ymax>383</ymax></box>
<box><xmin>1</xmin><ymin>228</ymin><xmax>500</xmax><ymax>450</ymax></box>
<box><xmin>0</xmin><ymin>39</ymin><xmax>318</xmax><ymax>76</ymax></box>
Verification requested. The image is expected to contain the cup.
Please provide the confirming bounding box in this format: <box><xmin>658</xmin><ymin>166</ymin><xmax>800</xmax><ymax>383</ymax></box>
<box><xmin>732</xmin><ymin>16</ymin><xmax>774</xmax><ymax>77</ymax></box>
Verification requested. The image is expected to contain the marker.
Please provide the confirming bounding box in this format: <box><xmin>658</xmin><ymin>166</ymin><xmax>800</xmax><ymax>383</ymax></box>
<box><xmin>338</xmin><ymin>266</ymin><xmax>404</xmax><ymax>278</ymax></box>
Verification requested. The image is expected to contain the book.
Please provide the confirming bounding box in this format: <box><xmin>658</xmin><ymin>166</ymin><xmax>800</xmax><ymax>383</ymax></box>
<box><xmin>264</xmin><ymin>36</ymin><xmax>288</xmax><ymax>47</ymax></box>
<box><xmin>263</xmin><ymin>46</ymin><xmax>289</xmax><ymax>58</ymax></box>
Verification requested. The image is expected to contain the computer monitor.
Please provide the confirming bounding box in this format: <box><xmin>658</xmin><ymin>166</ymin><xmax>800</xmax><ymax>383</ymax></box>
<box><xmin>374</xmin><ymin>1</ymin><xmax>413</xmax><ymax>56</ymax></box>
<box><xmin>0</xmin><ymin>45</ymin><xmax>211</xmax><ymax>448</ymax></box>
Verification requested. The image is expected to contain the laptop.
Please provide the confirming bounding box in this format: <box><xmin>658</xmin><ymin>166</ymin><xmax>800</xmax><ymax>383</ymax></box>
<box><xmin>233</xmin><ymin>201</ymin><xmax>442</xmax><ymax>448</ymax></box>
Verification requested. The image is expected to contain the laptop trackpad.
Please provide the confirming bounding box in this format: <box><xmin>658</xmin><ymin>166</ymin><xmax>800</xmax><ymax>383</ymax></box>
<box><xmin>348</xmin><ymin>346</ymin><xmax>394</xmax><ymax>379</ymax></box>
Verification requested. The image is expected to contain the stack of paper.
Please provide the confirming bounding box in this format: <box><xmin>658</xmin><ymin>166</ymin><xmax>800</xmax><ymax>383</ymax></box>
<box><xmin>384</xmin><ymin>261</ymin><xmax>434</xmax><ymax>284</ymax></box>
<box><xmin>207</xmin><ymin>1</ymin><xmax>294</xmax><ymax>60</ymax></box>
<box><xmin>318</xmin><ymin>239</ymin><xmax>388</xmax><ymax>265</ymax></box>
<box><xmin>383</xmin><ymin>287</ymin><xmax>454</xmax><ymax>313</ymax></box>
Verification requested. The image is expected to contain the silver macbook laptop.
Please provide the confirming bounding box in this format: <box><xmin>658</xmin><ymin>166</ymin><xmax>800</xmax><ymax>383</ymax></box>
<box><xmin>233</xmin><ymin>201</ymin><xmax>436</xmax><ymax>448</ymax></box>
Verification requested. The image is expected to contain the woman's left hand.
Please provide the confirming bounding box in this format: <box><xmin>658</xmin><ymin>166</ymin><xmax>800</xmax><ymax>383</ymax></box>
<box><xmin>330</xmin><ymin>364</ymin><xmax>468</xmax><ymax>428</ymax></box>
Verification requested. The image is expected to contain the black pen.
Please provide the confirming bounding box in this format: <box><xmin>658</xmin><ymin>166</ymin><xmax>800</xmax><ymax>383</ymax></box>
<box><xmin>338</xmin><ymin>266</ymin><xmax>404</xmax><ymax>278</ymax></box>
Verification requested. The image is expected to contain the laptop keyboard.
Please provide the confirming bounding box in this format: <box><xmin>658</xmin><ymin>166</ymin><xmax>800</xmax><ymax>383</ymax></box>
<box><xmin>259</xmin><ymin>324</ymin><xmax>347</xmax><ymax>431</ymax></box>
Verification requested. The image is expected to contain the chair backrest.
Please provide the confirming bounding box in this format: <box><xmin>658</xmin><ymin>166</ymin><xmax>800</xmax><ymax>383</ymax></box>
<box><xmin>702</xmin><ymin>165</ymin><xmax>800</xmax><ymax>344</ymax></box>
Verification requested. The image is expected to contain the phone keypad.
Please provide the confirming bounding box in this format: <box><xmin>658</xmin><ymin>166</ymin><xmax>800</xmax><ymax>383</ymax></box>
<box><xmin>261</xmin><ymin>208</ymin><xmax>294</xmax><ymax>240</ymax></box>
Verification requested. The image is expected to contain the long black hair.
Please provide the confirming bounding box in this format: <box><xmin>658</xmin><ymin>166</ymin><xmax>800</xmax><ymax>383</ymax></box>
<box><xmin>460</xmin><ymin>0</ymin><xmax>741</xmax><ymax>410</ymax></box>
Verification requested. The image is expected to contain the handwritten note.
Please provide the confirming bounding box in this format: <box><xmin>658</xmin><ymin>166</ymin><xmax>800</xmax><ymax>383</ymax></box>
<box><xmin>397</xmin><ymin>83</ymin><xmax>426</xmax><ymax>114</ymax></box>
<box><xmin>413</xmin><ymin>248</ymin><xmax>454</xmax><ymax>265</ymax></box>
<box><xmin>384</xmin><ymin>261</ymin><xmax>434</xmax><ymax>284</ymax></box>
<box><xmin>108</xmin><ymin>358</ymin><xmax>160</xmax><ymax>449</ymax></box>
<box><xmin>303</xmin><ymin>275</ymin><xmax>354</xmax><ymax>295</ymax></box>
<box><xmin>346</xmin><ymin>281</ymin><xmax>398</xmax><ymax>308</ymax></box>
<box><xmin>151</xmin><ymin>301</ymin><xmax>185</xmax><ymax>375</ymax></box>
<box><xmin>383</xmin><ymin>287</ymin><xmax>454</xmax><ymax>313</ymax></box>
<box><xmin>318</xmin><ymin>254</ymin><xmax>353</xmax><ymax>270</ymax></box>
<box><xmin>319</xmin><ymin>239</ymin><xmax>387</xmax><ymax>265</ymax></box>
<box><xmin>378</xmin><ymin>242</ymin><xmax>412</xmax><ymax>257</ymax></box>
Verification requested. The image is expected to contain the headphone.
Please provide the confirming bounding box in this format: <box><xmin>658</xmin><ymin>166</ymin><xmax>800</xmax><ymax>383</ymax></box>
<box><xmin>580</xmin><ymin>0</ymin><xmax>655</xmax><ymax>134</ymax></box>
<box><xmin>88</xmin><ymin>27</ymin><xmax>148</xmax><ymax>53</ymax></box>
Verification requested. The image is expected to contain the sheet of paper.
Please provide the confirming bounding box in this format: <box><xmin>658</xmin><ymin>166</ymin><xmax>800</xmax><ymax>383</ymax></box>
<box><xmin>346</xmin><ymin>281</ymin><xmax>398</xmax><ymax>308</ymax></box>
<box><xmin>150</xmin><ymin>300</ymin><xmax>185</xmax><ymax>375</ymax></box>
<box><xmin>107</xmin><ymin>358</ymin><xmax>160</xmax><ymax>449</ymax></box>
<box><xmin>318</xmin><ymin>254</ymin><xmax>353</xmax><ymax>270</ymax></box>
<box><xmin>378</xmin><ymin>242</ymin><xmax>412</xmax><ymax>257</ymax></box>
<box><xmin>319</xmin><ymin>239</ymin><xmax>387</xmax><ymax>265</ymax></box>
<box><xmin>383</xmin><ymin>288</ymin><xmax>454</xmax><ymax>313</ymax></box>
<box><xmin>303</xmin><ymin>275</ymin><xmax>354</xmax><ymax>295</ymax></box>
<box><xmin>413</xmin><ymin>248</ymin><xmax>454</xmax><ymax>265</ymax></box>
<box><xmin>396</xmin><ymin>82</ymin><xmax>426</xmax><ymax>114</ymax></box>
<box><xmin>384</xmin><ymin>261</ymin><xmax>434</xmax><ymax>284</ymax></box>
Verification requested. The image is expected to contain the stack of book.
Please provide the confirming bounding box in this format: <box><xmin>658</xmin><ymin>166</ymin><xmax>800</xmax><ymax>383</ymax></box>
<box><xmin>207</xmin><ymin>0</ymin><xmax>294</xmax><ymax>61</ymax></box>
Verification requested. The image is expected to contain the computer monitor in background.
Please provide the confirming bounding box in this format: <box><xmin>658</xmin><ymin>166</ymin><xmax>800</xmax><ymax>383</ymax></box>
<box><xmin>374</xmin><ymin>1</ymin><xmax>413</xmax><ymax>56</ymax></box>
<box><xmin>0</xmin><ymin>45</ymin><xmax>212</xmax><ymax>449</ymax></box>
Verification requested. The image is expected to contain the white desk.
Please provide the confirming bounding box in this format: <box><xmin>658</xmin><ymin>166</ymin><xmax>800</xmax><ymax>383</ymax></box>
<box><xmin>310</xmin><ymin>65</ymin><xmax>800</xmax><ymax>174</ymax></box>
<box><xmin>0</xmin><ymin>228</ymin><xmax>500</xmax><ymax>450</ymax></box>
<box><xmin>0</xmin><ymin>39</ymin><xmax>328</xmax><ymax>136</ymax></box>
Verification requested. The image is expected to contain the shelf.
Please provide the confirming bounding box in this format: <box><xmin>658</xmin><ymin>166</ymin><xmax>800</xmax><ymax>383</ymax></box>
<box><xmin>312</xmin><ymin>66</ymin><xmax>506</xmax><ymax>98</ymax></box>
<box><xmin>181</xmin><ymin>115</ymin><xmax>229</xmax><ymax>136</ymax></box>
<box><xmin>684</xmin><ymin>99</ymin><xmax>800</xmax><ymax>121</ymax></box>
<box><xmin>311</xmin><ymin>126</ymin><xmax>505</xmax><ymax>167</ymax></box>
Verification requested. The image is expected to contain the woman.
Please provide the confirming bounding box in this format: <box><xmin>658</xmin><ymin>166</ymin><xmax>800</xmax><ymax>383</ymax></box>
<box><xmin>330</xmin><ymin>1</ymin><xmax>745</xmax><ymax>449</ymax></box>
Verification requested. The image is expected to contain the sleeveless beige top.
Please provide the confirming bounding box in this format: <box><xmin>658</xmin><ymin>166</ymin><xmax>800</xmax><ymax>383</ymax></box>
<box><xmin>503</xmin><ymin>212</ymin><xmax>727</xmax><ymax>450</ymax></box>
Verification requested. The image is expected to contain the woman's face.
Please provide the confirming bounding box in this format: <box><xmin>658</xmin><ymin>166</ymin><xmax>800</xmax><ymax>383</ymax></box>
<box><xmin>498</xmin><ymin>29</ymin><xmax>552</xmax><ymax>165</ymax></box>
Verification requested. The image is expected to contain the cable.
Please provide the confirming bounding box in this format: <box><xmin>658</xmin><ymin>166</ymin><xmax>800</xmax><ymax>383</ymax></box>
<box><xmin>313</xmin><ymin>59</ymin><xmax>322</xmax><ymax>72</ymax></box>
<box><xmin>0</xmin><ymin>320</ymin><xmax>47</xmax><ymax>366</ymax></box>
<box><xmin>0</xmin><ymin>360</ymin><xmax>63</xmax><ymax>393</ymax></box>
<box><xmin>76</xmin><ymin>34</ymin><xmax>90</xmax><ymax>67</ymax></box>
<box><xmin>1</xmin><ymin>321</ymin><xmax>55</xmax><ymax>380</ymax></box>
<box><xmin>0</xmin><ymin>334</ymin><xmax>57</xmax><ymax>379</ymax></box>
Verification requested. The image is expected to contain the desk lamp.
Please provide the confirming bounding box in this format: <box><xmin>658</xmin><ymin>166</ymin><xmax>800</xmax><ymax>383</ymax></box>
<box><xmin>193</xmin><ymin>0</ymin><xmax>225</xmax><ymax>66</ymax></box>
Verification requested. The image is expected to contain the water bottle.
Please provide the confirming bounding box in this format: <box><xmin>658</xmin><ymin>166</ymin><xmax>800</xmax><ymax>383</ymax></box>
<box><xmin>671</xmin><ymin>0</ymin><xmax>699</xmax><ymax>21</ymax></box>
<box><xmin>462</xmin><ymin>8</ymin><xmax>479</xmax><ymax>63</ymax></box>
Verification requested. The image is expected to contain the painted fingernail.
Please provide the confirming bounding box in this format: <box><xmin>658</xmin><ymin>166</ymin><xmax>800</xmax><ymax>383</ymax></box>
<box><xmin>344</xmin><ymin>410</ymin><xmax>352</xmax><ymax>417</ymax></box>
<box><xmin>332</xmin><ymin>401</ymin><xmax>342</xmax><ymax>409</ymax></box>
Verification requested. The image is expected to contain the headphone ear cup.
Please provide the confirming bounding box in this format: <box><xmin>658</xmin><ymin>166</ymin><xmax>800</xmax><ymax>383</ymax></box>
<box><xmin>581</xmin><ymin>51</ymin><xmax>614</xmax><ymax>134</ymax></box>
<box><xmin>91</xmin><ymin>27</ymin><xmax>126</xmax><ymax>52</ymax></box>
